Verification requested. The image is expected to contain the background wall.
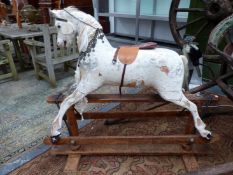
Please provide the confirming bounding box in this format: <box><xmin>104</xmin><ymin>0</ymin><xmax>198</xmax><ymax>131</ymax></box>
<box><xmin>107</xmin><ymin>0</ymin><xmax>190</xmax><ymax>43</ymax></box>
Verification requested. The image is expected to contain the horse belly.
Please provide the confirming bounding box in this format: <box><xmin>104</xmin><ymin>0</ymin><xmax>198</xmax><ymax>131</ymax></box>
<box><xmin>124</xmin><ymin>49</ymin><xmax>185</xmax><ymax>90</ymax></box>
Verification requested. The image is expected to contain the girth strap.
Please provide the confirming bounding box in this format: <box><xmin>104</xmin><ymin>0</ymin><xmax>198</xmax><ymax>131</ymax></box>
<box><xmin>113</xmin><ymin>48</ymin><xmax>133</xmax><ymax>95</ymax></box>
<box><xmin>113</xmin><ymin>47</ymin><xmax>139</xmax><ymax>95</ymax></box>
<box><xmin>112</xmin><ymin>42</ymin><xmax>157</xmax><ymax>95</ymax></box>
<box><xmin>119</xmin><ymin>64</ymin><xmax>127</xmax><ymax>95</ymax></box>
<box><xmin>112</xmin><ymin>48</ymin><xmax>125</xmax><ymax>95</ymax></box>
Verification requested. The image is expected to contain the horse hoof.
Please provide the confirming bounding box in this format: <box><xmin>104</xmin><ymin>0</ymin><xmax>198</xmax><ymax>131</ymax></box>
<box><xmin>207</xmin><ymin>133</ymin><xmax>212</xmax><ymax>140</ymax></box>
<box><xmin>50</xmin><ymin>134</ymin><xmax>61</xmax><ymax>144</ymax></box>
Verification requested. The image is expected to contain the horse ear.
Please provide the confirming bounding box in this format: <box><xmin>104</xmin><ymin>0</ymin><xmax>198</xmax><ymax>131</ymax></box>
<box><xmin>49</xmin><ymin>9</ymin><xmax>60</xmax><ymax>18</ymax></box>
<box><xmin>77</xmin><ymin>29</ymin><xmax>89</xmax><ymax>52</ymax></box>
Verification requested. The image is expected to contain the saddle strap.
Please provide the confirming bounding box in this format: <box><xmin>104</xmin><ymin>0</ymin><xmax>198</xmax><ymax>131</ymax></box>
<box><xmin>112</xmin><ymin>48</ymin><xmax>126</xmax><ymax>94</ymax></box>
<box><xmin>112</xmin><ymin>48</ymin><xmax>120</xmax><ymax>64</ymax></box>
<box><xmin>119</xmin><ymin>64</ymin><xmax>127</xmax><ymax>95</ymax></box>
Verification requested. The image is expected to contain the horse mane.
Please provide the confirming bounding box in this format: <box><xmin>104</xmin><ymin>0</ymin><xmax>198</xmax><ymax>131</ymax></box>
<box><xmin>60</xmin><ymin>6</ymin><xmax>103</xmax><ymax>52</ymax></box>
<box><xmin>64</xmin><ymin>6</ymin><xmax>102</xmax><ymax>30</ymax></box>
<box><xmin>64</xmin><ymin>6</ymin><xmax>78</xmax><ymax>11</ymax></box>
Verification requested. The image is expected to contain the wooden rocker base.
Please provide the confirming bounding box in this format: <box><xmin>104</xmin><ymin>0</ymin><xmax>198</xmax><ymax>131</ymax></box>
<box><xmin>44</xmin><ymin>93</ymin><xmax>220</xmax><ymax>173</ymax></box>
<box><xmin>44</xmin><ymin>134</ymin><xmax>219</xmax><ymax>146</ymax></box>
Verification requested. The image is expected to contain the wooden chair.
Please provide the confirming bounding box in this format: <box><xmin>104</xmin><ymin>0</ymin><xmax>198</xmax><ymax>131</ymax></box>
<box><xmin>24</xmin><ymin>25</ymin><xmax>79</xmax><ymax>87</ymax></box>
<box><xmin>0</xmin><ymin>40</ymin><xmax>18</xmax><ymax>80</ymax></box>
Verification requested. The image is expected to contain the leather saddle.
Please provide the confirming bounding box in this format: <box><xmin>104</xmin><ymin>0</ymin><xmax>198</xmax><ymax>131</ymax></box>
<box><xmin>113</xmin><ymin>42</ymin><xmax>157</xmax><ymax>65</ymax></box>
<box><xmin>112</xmin><ymin>42</ymin><xmax>157</xmax><ymax>94</ymax></box>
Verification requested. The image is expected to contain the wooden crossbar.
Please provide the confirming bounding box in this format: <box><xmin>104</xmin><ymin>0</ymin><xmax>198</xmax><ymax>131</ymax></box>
<box><xmin>44</xmin><ymin>134</ymin><xmax>219</xmax><ymax>146</ymax></box>
<box><xmin>76</xmin><ymin>111</ymin><xmax>190</xmax><ymax>120</ymax></box>
<box><xmin>49</xmin><ymin>144</ymin><xmax>214</xmax><ymax>156</ymax></box>
<box><xmin>47</xmin><ymin>93</ymin><xmax>219</xmax><ymax>104</ymax></box>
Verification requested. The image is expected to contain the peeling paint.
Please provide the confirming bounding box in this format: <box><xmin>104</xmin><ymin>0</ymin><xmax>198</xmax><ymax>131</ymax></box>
<box><xmin>126</xmin><ymin>80</ymin><xmax>145</xmax><ymax>87</ymax></box>
<box><xmin>184</xmin><ymin>100</ymin><xmax>190</xmax><ymax>108</ymax></box>
<box><xmin>126</xmin><ymin>81</ymin><xmax>137</xmax><ymax>87</ymax></box>
<box><xmin>75</xmin><ymin>97</ymin><xmax>88</xmax><ymax>120</ymax></box>
<box><xmin>197</xmin><ymin>118</ymin><xmax>203</xmax><ymax>127</ymax></box>
<box><xmin>160</xmin><ymin>66</ymin><xmax>169</xmax><ymax>75</ymax></box>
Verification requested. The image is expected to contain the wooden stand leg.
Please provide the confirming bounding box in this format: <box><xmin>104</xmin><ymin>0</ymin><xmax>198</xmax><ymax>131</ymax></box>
<box><xmin>182</xmin><ymin>113</ymin><xmax>199</xmax><ymax>172</ymax></box>
<box><xmin>64</xmin><ymin>154</ymin><xmax>81</xmax><ymax>173</ymax></box>
<box><xmin>64</xmin><ymin>105</ymin><xmax>82</xmax><ymax>172</ymax></box>
<box><xmin>66</xmin><ymin>105</ymin><xmax>79</xmax><ymax>136</ymax></box>
<box><xmin>182</xmin><ymin>155</ymin><xmax>199</xmax><ymax>172</ymax></box>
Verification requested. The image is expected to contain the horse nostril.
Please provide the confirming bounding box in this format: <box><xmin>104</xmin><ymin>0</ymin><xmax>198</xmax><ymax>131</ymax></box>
<box><xmin>64</xmin><ymin>40</ymin><xmax>67</xmax><ymax>46</ymax></box>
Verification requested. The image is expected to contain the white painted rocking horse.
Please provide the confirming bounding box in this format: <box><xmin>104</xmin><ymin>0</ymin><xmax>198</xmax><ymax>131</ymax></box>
<box><xmin>49</xmin><ymin>7</ymin><xmax>211</xmax><ymax>140</ymax></box>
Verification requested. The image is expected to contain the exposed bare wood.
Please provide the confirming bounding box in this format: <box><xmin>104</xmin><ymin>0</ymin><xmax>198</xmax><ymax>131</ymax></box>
<box><xmin>183</xmin><ymin>155</ymin><xmax>199</xmax><ymax>172</ymax></box>
<box><xmin>64</xmin><ymin>155</ymin><xmax>81</xmax><ymax>173</ymax></box>
<box><xmin>66</xmin><ymin>105</ymin><xmax>79</xmax><ymax>136</ymax></box>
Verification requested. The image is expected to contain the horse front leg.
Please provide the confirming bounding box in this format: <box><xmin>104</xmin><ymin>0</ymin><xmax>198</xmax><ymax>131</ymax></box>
<box><xmin>51</xmin><ymin>73</ymin><xmax>103</xmax><ymax>137</ymax></box>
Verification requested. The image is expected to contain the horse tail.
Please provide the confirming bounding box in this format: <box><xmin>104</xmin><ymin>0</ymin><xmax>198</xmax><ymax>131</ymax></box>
<box><xmin>180</xmin><ymin>55</ymin><xmax>189</xmax><ymax>91</ymax></box>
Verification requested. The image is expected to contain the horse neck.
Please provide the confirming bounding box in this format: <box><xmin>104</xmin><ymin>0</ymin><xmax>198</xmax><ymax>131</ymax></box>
<box><xmin>99</xmin><ymin>34</ymin><xmax>113</xmax><ymax>48</ymax></box>
<box><xmin>88</xmin><ymin>28</ymin><xmax>114</xmax><ymax>50</ymax></box>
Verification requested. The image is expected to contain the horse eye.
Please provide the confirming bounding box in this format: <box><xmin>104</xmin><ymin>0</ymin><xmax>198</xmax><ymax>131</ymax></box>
<box><xmin>57</xmin><ymin>25</ymin><xmax>61</xmax><ymax>29</ymax></box>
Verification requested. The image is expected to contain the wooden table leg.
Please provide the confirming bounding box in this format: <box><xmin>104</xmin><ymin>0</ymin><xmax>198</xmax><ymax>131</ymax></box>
<box><xmin>64</xmin><ymin>154</ymin><xmax>81</xmax><ymax>173</ymax></box>
<box><xmin>12</xmin><ymin>39</ymin><xmax>25</xmax><ymax>70</ymax></box>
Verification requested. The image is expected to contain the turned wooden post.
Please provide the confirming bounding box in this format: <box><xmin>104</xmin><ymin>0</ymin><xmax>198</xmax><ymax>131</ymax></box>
<box><xmin>38</xmin><ymin>0</ymin><xmax>53</xmax><ymax>24</ymax></box>
<box><xmin>66</xmin><ymin>105</ymin><xmax>79</xmax><ymax>136</ymax></box>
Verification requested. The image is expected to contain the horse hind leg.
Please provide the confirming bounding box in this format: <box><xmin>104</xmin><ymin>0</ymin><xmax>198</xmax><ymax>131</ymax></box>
<box><xmin>158</xmin><ymin>91</ymin><xmax>212</xmax><ymax>140</ymax></box>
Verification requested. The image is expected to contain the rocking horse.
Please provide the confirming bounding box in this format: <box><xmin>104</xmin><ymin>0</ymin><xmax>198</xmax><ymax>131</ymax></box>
<box><xmin>49</xmin><ymin>7</ymin><xmax>211</xmax><ymax>140</ymax></box>
<box><xmin>43</xmin><ymin>7</ymin><xmax>221</xmax><ymax>172</ymax></box>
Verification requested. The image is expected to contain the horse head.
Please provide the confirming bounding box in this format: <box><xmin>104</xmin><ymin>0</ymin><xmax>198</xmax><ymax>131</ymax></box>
<box><xmin>49</xmin><ymin>7</ymin><xmax>102</xmax><ymax>52</ymax></box>
<box><xmin>49</xmin><ymin>7</ymin><xmax>76</xmax><ymax>48</ymax></box>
